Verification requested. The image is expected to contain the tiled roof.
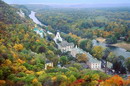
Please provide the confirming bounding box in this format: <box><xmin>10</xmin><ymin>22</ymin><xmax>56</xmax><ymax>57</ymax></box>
<box><xmin>59</xmin><ymin>41</ymin><xmax>74</xmax><ymax>47</ymax></box>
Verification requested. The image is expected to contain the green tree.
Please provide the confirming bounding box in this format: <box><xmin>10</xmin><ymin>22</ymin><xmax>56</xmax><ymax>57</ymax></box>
<box><xmin>107</xmin><ymin>52</ymin><xmax>116</xmax><ymax>62</ymax></box>
<box><xmin>60</xmin><ymin>56</ymin><xmax>68</xmax><ymax>66</ymax></box>
<box><xmin>69</xmin><ymin>75</ymin><xmax>76</xmax><ymax>83</ymax></box>
<box><xmin>125</xmin><ymin>57</ymin><xmax>130</xmax><ymax>72</ymax></box>
<box><xmin>92</xmin><ymin>46</ymin><xmax>104</xmax><ymax>59</ymax></box>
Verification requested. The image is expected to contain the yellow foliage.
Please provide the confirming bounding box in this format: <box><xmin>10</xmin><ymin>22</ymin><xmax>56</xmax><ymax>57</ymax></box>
<box><xmin>36</xmin><ymin>40</ymin><xmax>40</xmax><ymax>42</ymax></box>
<box><xmin>17</xmin><ymin>59</ymin><xmax>25</xmax><ymax>64</ymax></box>
<box><xmin>69</xmin><ymin>33</ymin><xmax>81</xmax><ymax>40</ymax></box>
<box><xmin>0</xmin><ymin>80</ymin><xmax>6</xmax><ymax>85</ymax></box>
<box><xmin>52</xmin><ymin>76</ymin><xmax>57</xmax><ymax>81</ymax></box>
<box><xmin>4</xmin><ymin>59</ymin><xmax>12</xmax><ymax>66</ymax></box>
<box><xmin>18</xmin><ymin>66</ymin><xmax>27</xmax><ymax>72</ymax></box>
<box><xmin>10</xmin><ymin>51</ymin><xmax>18</xmax><ymax>59</ymax></box>
<box><xmin>25</xmin><ymin>70</ymin><xmax>34</xmax><ymax>74</ymax></box>
<box><xmin>0</xmin><ymin>39</ymin><xmax>4</xmax><ymax>44</ymax></box>
<box><xmin>11</xmin><ymin>66</ymin><xmax>17</xmax><ymax>72</ymax></box>
<box><xmin>13</xmin><ymin>44</ymin><xmax>24</xmax><ymax>51</ymax></box>
<box><xmin>36</xmin><ymin>71</ymin><xmax>45</xmax><ymax>75</ymax></box>
<box><xmin>32</xmin><ymin>78</ymin><xmax>38</xmax><ymax>83</ymax></box>
<box><xmin>61</xmin><ymin>75</ymin><xmax>67</xmax><ymax>80</ymax></box>
<box><xmin>24</xmin><ymin>33</ymin><xmax>29</xmax><ymax>38</ymax></box>
<box><xmin>13</xmin><ymin>53</ymin><xmax>18</xmax><ymax>58</ymax></box>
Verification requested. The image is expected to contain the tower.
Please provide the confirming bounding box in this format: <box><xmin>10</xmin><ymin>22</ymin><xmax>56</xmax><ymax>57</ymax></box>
<box><xmin>54</xmin><ymin>32</ymin><xmax>63</xmax><ymax>42</ymax></box>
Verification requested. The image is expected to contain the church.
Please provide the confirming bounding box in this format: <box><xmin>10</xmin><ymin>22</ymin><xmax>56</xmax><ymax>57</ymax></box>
<box><xmin>53</xmin><ymin>32</ymin><xmax>74</xmax><ymax>52</ymax></box>
<box><xmin>54</xmin><ymin>32</ymin><xmax>101</xmax><ymax>70</ymax></box>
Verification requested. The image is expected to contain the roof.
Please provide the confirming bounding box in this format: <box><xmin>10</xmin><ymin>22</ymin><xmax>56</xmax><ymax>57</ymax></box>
<box><xmin>34</xmin><ymin>28</ymin><xmax>38</xmax><ymax>31</ymax></box>
<box><xmin>33</xmin><ymin>28</ymin><xmax>44</xmax><ymax>33</ymax></box>
<box><xmin>72</xmin><ymin>47</ymin><xmax>101</xmax><ymax>63</ymax></box>
<box><xmin>46</xmin><ymin>60</ymin><xmax>53</xmax><ymax>63</ymax></box>
<box><xmin>59</xmin><ymin>41</ymin><xmax>74</xmax><ymax>47</ymax></box>
<box><xmin>86</xmin><ymin>52</ymin><xmax>101</xmax><ymax>63</ymax></box>
<box><xmin>71</xmin><ymin>47</ymin><xmax>84</xmax><ymax>54</ymax></box>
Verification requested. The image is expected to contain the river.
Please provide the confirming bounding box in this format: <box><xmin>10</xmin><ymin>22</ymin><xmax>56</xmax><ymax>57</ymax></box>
<box><xmin>93</xmin><ymin>40</ymin><xmax>130</xmax><ymax>58</ymax></box>
<box><xmin>29</xmin><ymin>11</ymin><xmax>45</xmax><ymax>26</ymax></box>
<box><xmin>29</xmin><ymin>11</ymin><xmax>130</xmax><ymax>58</ymax></box>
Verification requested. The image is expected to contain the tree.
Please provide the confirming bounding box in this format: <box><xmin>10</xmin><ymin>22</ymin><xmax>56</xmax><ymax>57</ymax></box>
<box><xmin>60</xmin><ymin>56</ymin><xmax>68</xmax><ymax>66</ymax></box>
<box><xmin>92</xmin><ymin>46</ymin><xmax>104</xmax><ymax>59</ymax></box>
<box><xmin>13</xmin><ymin>44</ymin><xmax>24</xmax><ymax>51</ymax></box>
<box><xmin>107</xmin><ymin>52</ymin><xmax>116</xmax><ymax>62</ymax></box>
<box><xmin>125</xmin><ymin>57</ymin><xmax>130</xmax><ymax>72</ymax></box>
<box><xmin>103</xmin><ymin>75</ymin><xmax>124</xmax><ymax>86</ymax></box>
<box><xmin>76</xmin><ymin>54</ymin><xmax>88</xmax><ymax>62</ymax></box>
<box><xmin>38</xmin><ymin>46</ymin><xmax>46</xmax><ymax>53</ymax></box>
<box><xmin>69</xmin><ymin>75</ymin><xmax>76</xmax><ymax>83</ymax></box>
<box><xmin>113</xmin><ymin>56</ymin><xmax>126</xmax><ymax>74</ymax></box>
<box><xmin>79</xmin><ymin>39</ymin><xmax>92</xmax><ymax>52</ymax></box>
<box><xmin>46</xmin><ymin>50</ymin><xmax>55</xmax><ymax>60</ymax></box>
<box><xmin>106</xmin><ymin>36</ymin><xmax>117</xmax><ymax>44</ymax></box>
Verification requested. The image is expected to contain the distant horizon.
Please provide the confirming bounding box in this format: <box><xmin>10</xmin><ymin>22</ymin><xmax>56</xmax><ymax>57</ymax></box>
<box><xmin>2</xmin><ymin>0</ymin><xmax>130</xmax><ymax>8</ymax></box>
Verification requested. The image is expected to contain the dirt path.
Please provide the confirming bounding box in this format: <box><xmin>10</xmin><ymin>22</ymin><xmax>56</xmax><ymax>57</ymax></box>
<box><xmin>112</xmin><ymin>43</ymin><xmax>130</xmax><ymax>51</ymax></box>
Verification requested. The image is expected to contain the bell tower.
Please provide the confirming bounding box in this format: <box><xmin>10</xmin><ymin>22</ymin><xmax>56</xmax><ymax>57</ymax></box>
<box><xmin>54</xmin><ymin>32</ymin><xmax>63</xmax><ymax>43</ymax></box>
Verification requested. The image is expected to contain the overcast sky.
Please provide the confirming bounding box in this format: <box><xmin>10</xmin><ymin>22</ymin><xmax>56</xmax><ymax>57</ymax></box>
<box><xmin>3</xmin><ymin>0</ymin><xmax>130</xmax><ymax>5</ymax></box>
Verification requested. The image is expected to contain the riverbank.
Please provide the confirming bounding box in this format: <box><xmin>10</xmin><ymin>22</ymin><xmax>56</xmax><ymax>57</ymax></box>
<box><xmin>112</xmin><ymin>43</ymin><xmax>130</xmax><ymax>51</ymax></box>
<box><xmin>96</xmin><ymin>37</ymin><xmax>130</xmax><ymax>51</ymax></box>
<box><xmin>96</xmin><ymin>37</ymin><xmax>106</xmax><ymax>43</ymax></box>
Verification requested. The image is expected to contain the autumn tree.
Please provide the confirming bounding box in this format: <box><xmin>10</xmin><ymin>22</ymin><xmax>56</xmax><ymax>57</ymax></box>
<box><xmin>13</xmin><ymin>44</ymin><xmax>24</xmax><ymax>51</ymax></box>
<box><xmin>76</xmin><ymin>53</ymin><xmax>88</xmax><ymax>63</ymax></box>
<box><xmin>92</xmin><ymin>46</ymin><xmax>104</xmax><ymax>59</ymax></box>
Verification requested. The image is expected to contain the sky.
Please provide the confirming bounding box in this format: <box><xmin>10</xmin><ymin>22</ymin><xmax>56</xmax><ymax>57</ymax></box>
<box><xmin>3</xmin><ymin>0</ymin><xmax>130</xmax><ymax>5</ymax></box>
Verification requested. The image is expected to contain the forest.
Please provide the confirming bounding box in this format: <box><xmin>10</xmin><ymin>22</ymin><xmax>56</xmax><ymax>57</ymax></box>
<box><xmin>0</xmin><ymin>0</ymin><xmax>130</xmax><ymax>86</ymax></box>
<box><xmin>36</xmin><ymin>8</ymin><xmax>130</xmax><ymax>43</ymax></box>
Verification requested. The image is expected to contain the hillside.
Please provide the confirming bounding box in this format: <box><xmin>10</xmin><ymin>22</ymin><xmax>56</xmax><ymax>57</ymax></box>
<box><xmin>11</xmin><ymin>4</ymin><xmax>31</xmax><ymax>18</ymax></box>
<box><xmin>0</xmin><ymin>0</ymin><xmax>26</xmax><ymax>24</ymax></box>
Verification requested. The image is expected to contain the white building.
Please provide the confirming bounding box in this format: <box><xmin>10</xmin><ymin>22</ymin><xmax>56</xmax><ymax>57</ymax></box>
<box><xmin>45</xmin><ymin>60</ymin><xmax>53</xmax><ymax>70</ymax></box>
<box><xmin>70</xmin><ymin>47</ymin><xmax>101</xmax><ymax>70</ymax></box>
<box><xmin>57</xmin><ymin>41</ymin><xmax>74</xmax><ymax>52</ymax></box>
<box><xmin>86</xmin><ymin>52</ymin><xmax>101</xmax><ymax>70</ymax></box>
<box><xmin>54</xmin><ymin>32</ymin><xmax>74</xmax><ymax>52</ymax></box>
<box><xmin>53</xmin><ymin>32</ymin><xmax>63</xmax><ymax>43</ymax></box>
<box><xmin>71</xmin><ymin>46</ymin><xmax>84</xmax><ymax>57</ymax></box>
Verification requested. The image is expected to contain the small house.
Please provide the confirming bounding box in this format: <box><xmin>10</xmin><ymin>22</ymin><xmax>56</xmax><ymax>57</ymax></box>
<box><xmin>45</xmin><ymin>60</ymin><xmax>53</xmax><ymax>70</ymax></box>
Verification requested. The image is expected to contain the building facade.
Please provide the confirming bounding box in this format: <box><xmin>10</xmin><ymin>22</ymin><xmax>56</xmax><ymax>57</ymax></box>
<box><xmin>58</xmin><ymin>41</ymin><xmax>74</xmax><ymax>52</ymax></box>
<box><xmin>53</xmin><ymin>32</ymin><xmax>63</xmax><ymax>43</ymax></box>
<box><xmin>54</xmin><ymin>32</ymin><xmax>74</xmax><ymax>52</ymax></box>
<box><xmin>70</xmin><ymin>47</ymin><xmax>101</xmax><ymax>70</ymax></box>
<box><xmin>45</xmin><ymin>61</ymin><xmax>53</xmax><ymax>70</ymax></box>
<box><xmin>86</xmin><ymin>52</ymin><xmax>101</xmax><ymax>70</ymax></box>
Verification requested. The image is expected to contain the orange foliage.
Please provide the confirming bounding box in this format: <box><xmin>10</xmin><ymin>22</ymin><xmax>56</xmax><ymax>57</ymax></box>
<box><xmin>13</xmin><ymin>44</ymin><xmax>24</xmax><ymax>51</ymax></box>
<box><xmin>36</xmin><ymin>40</ymin><xmax>40</xmax><ymax>42</ymax></box>
<box><xmin>17</xmin><ymin>59</ymin><xmax>25</xmax><ymax>64</ymax></box>
<box><xmin>0</xmin><ymin>80</ymin><xmax>6</xmax><ymax>86</ymax></box>
<box><xmin>103</xmin><ymin>75</ymin><xmax>130</xmax><ymax>86</ymax></box>
<box><xmin>69</xmin><ymin>33</ymin><xmax>81</xmax><ymax>40</ymax></box>
<box><xmin>32</xmin><ymin>78</ymin><xmax>38</xmax><ymax>83</ymax></box>
<box><xmin>25</xmin><ymin>70</ymin><xmax>34</xmax><ymax>74</ymax></box>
